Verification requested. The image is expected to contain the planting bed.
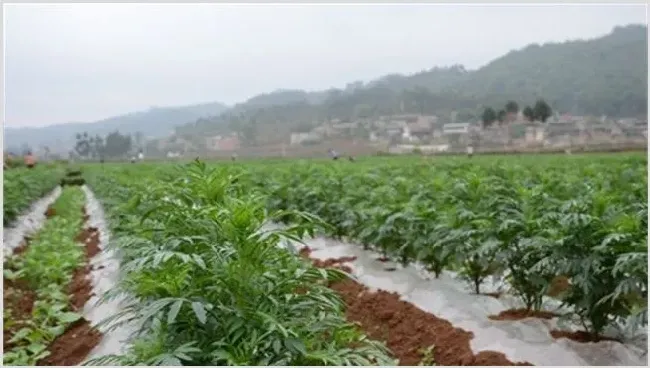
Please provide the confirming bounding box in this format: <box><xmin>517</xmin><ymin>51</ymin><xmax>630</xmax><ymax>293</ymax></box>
<box><xmin>4</xmin><ymin>153</ymin><xmax>646</xmax><ymax>366</ymax></box>
<box><xmin>300</xmin><ymin>247</ymin><xmax>529</xmax><ymax>366</ymax></box>
<box><xmin>2</xmin><ymin>173</ymin><xmax>120</xmax><ymax>366</ymax></box>
<box><xmin>298</xmin><ymin>237</ymin><xmax>647</xmax><ymax>366</ymax></box>
<box><xmin>4</xmin><ymin>166</ymin><xmax>64</xmax><ymax>226</ymax></box>
<box><xmin>3</xmin><ymin>187</ymin><xmax>61</xmax><ymax>261</ymax></box>
<box><xmin>3</xmin><ymin>186</ymin><xmax>104</xmax><ymax>365</ymax></box>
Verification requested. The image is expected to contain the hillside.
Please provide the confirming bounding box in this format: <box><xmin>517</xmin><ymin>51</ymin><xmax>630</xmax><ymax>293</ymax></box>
<box><xmin>457</xmin><ymin>24</ymin><xmax>648</xmax><ymax>116</ymax></box>
<box><xmin>5</xmin><ymin>102</ymin><xmax>228</xmax><ymax>154</ymax></box>
<box><xmin>175</xmin><ymin>24</ymin><xmax>647</xmax><ymax>145</ymax></box>
<box><xmin>7</xmin><ymin>24</ymin><xmax>646</xmax><ymax>153</ymax></box>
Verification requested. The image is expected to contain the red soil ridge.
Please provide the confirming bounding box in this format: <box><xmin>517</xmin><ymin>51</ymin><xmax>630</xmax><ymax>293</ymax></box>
<box><xmin>300</xmin><ymin>246</ymin><xmax>531</xmax><ymax>366</ymax></box>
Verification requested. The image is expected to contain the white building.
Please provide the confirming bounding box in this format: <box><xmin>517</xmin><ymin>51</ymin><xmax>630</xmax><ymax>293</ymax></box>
<box><xmin>442</xmin><ymin>123</ymin><xmax>470</xmax><ymax>135</ymax></box>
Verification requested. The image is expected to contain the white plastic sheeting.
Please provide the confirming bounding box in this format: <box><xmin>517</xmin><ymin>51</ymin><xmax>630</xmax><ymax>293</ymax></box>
<box><xmin>3</xmin><ymin>187</ymin><xmax>61</xmax><ymax>261</ymax></box>
<box><xmin>81</xmin><ymin>186</ymin><xmax>134</xmax><ymax>361</ymax></box>
<box><xmin>298</xmin><ymin>236</ymin><xmax>648</xmax><ymax>366</ymax></box>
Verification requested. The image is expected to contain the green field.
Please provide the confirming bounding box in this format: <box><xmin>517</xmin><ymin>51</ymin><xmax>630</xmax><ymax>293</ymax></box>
<box><xmin>4</xmin><ymin>152</ymin><xmax>648</xmax><ymax>365</ymax></box>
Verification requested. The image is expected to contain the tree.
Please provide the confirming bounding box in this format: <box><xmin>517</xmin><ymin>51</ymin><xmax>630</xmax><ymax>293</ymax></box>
<box><xmin>504</xmin><ymin>100</ymin><xmax>519</xmax><ymax>122</ymax></box>
<box><xmin>104</xmin><ymin>130</ymin><xmax>132</xmax><ymax>158</ymax></box>
<box><xmin>74</xmin><ymin>132</ymin><xmax>91</xmax><ymax>158</ymax></box>
<box><xmin>533</xmin><ymin>99</ymin><xmax>552</xmax><ymax>122</ymax></box>
<box><xmin>505</xmin><ymin>100</ymin><xmax>519</xmax><ymax>114</ymax></box>
<box><xmin>497</xmin><ymin>109</ymin><xmax>507</xmax><ymax>123</ymax></box>
<box><xmin>481</xmin><ymin>107</ymin><xmax>497</xmax><ymax>128</ymax></box>
<box><xmin>523</xmin><ymin>106</ymin><xmax>535</xmax><ymax>122</ymax></box>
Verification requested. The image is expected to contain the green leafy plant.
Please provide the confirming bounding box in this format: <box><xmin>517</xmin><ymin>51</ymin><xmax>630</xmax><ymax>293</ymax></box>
<box><xmin>3</xmin><ymin>186</ymin><xmax>88</xmax><ymax>366</ymax></box>
<box><xmin>86</xmin><ymin>161</ymin><xmax>395</xmax><ymax>366</ymax></box>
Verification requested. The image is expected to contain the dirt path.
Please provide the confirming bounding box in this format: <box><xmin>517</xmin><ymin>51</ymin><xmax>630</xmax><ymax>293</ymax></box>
<box><xmin>302</xmin><ymin>248</ymin><xmax>531</xmax><ymax>366</ymax></box>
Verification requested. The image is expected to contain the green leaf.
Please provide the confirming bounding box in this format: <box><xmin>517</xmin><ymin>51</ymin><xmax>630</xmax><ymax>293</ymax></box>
<box><xmin>27</xmin><ymin>343</ymin><xmax>48</xmax><ymax>355</ymax></box>
<box><xmin>168</xmin><ymin>300</ymin><xmax>184</xmax><ymax>325</ymax></box>
<box><xmin>58</xmin><ymin>311</ymin><xmax>82</xmax><ymax>324</ymax></box>
<box><xmin>191</xmin><ymin>302</ymin><xmax>207</xmax><ymax>324</ymax></box>
<box><xmin>284</xmin><ymin>337</ymin><xmax>307</xmax><ymax>355</ymax></box>
<box><xmin>9</xmin><ymin>327</ymin><xmax>32</xmax><ymax>343</ymax></box>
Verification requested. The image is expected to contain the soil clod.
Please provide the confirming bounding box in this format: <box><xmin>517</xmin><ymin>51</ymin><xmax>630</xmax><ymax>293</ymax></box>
<box><xmin>44</xmin><ymin>207</ymin><xmax>57</xmax><ymax>218</ymax></box>
<box><xmin>550</xmin><ymin>330</ymin><xmax>620</xmax><ymax>343</ymax></box>
<box><xmin>489</xmin><ymin>308</ymin><xmax>559</xmax><ymax>321</ymax></box>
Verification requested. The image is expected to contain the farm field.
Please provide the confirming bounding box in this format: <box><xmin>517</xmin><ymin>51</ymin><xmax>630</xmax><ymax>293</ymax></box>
<box><xmin>2</xmin><ymin>152</ymin><xmax>648</xmax><ymax>366</ymax></box>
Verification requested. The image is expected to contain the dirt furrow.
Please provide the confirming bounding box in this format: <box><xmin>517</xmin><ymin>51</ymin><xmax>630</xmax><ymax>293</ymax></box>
<box><xmin>301</xmin><ymin>247</ymin><xmax>531</xmax><ymax>366</ymax></box>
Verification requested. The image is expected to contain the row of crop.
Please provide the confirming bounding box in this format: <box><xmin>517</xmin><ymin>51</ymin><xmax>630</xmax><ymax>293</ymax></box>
<box><xmin>241</xmin><ymin>155</ymin><xmax>648</xmax><ymax>337</ymax></box>
<box><xmin>83</xmin><ymin>162</ymin><xmax>395</xmax><ymax>366</ymax></box>
<box><xmin>3</xmin><ymin>165</ymin><xmax>65</xmax><ymax>226</ymax></box>
<box><xmin>4</xmin><ymin>187</ymin><xmax>88</xmax><ymax>365</ymax></box>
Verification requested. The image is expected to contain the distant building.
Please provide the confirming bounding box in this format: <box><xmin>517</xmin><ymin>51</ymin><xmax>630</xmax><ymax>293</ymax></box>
<box><xmin>442</xmin><ymin>123</ymin><xmax>470</xmax><ymax>135</ymax></box>
<box><xmin>332</xmin><ymin>122</ymin><xmax>357</xmax><ymax>130</ymax></box>
<box><xmin>290</xmin><ymin>133</ymin><xmax>310</xmax><ymax>145</ymax></box>
<box><xmin>525</xmin><ymin>126</ymin><xmax>545</xmax><ymax>143</ymax></box>
<box><xmin>290</xmin><ymin>132</ymin><xmax>321</xmax><ymax>146</ymax></box>
<box><xmin>405</xmin><ymin>120</ymin><xmax>433</xmax><ymax>141</ymax></box>
<box><xmin>205</xmin><ymin>135</ymin><xmax>240</xmax><ymax>151</ymax></box>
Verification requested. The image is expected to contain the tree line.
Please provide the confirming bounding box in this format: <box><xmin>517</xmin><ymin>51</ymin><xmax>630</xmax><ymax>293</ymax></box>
<box><xmin>481</xmin><ymin>99</ymin><xmax>552</xmax><ymax>128</ymax></box>
<box><xmin>72</xmin><ymin>130</ymin><xmax>140</xmax><ymax>160</ymax></box>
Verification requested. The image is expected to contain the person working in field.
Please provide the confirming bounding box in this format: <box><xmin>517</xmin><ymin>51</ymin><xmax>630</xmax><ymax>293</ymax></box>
<box><xmin>24</xmin><ymin>151</ymin><xmax>36</xmax><ymax>168</ymax></box>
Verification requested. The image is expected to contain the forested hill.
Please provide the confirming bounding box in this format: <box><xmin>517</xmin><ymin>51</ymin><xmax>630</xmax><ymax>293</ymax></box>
<box><xmin>176</xmin><ymin>24</ymin><xmax>647</xmax><ymax>141</ymax></box>
<box><xmin>457</xmin><ymin>24</ymin><xmax>648</xmax><ymax>116</ymax></box>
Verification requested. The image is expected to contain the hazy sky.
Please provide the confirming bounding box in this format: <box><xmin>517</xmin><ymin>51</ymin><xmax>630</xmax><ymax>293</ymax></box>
<box><xmin>4</xmin><ymin>3</ymin><xmax>647</xmax><ymax>128</ymax></box>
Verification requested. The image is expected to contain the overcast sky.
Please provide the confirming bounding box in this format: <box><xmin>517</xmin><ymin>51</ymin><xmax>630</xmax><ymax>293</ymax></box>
<box><xmin>4</xmin><ymin>3</ymin><xmax>647</xmax><ymax>128</ymax></box>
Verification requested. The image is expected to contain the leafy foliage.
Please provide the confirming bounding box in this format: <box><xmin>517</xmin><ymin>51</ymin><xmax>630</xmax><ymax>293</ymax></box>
<box><xmin>3</xmin><ymin>166</ymin><xmax>63</xmax><ymax>225</ymax></box>
<box><xmin>84</xmin><ymin>161</ymin><xmax>394</xmax><ymax>366</ymax></box>
<box><xmin>239</xmin><ymin>153</ymin><xmax>648</xmax><ymax>336</ymax></box>
<box><xmin>82</xmin><ymin>152</ymin><xmax>647</xmax><ymax>361</ymax></box>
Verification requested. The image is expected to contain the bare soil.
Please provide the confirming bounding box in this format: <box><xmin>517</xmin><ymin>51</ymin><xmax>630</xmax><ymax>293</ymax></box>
<box><xmin>550</xmin><ymin>330</ymin><xmax>621</xmax><ymax>343</ymax></box>
<box><xmin>44</xmin><ymin>207</ymin><xmax>57</xmax><ymax>218</ymax></box>
<box><xmin>489</xmin><ymin>308</ymin><xmax>559</xmax><ymax>321</ymax></box>
<box><xmin>3</xmin><ymin>237</ymin><xmax>35</xmax><ymax>349</ymax></box>
<box><xmin>38</xmin><ymin>319</ymin><xmax>102</xmax><ymax>366</ymax></box>
<box><xmin>302</xmin><ymin>247</ymin><xmax>531</xmax><ymax>366</ymax></box>
<box><xmin>3</xmin><ymin>279</ymin><xmax>36</xmax><ymax>350</ymax></box>
<box><xmin>12</xmin><ymin>239</ymin><xmax>30</xmax><ymax>257</ymax></box>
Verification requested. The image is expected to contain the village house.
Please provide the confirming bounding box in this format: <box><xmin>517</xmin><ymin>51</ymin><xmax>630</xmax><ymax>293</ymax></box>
<box><xmin>205</xmin><ymin>134</ymin><xmax>241</xmax><ymax>151</ymax></box>
<box><xmin>403</xmin><ymin>118</ymin><xmax>434</xmax><ymax>142</ymax></box>
<box><xmin>525</xmin><ymin>126</ymin><xmax>546</xmax><ymax>144</ymax></box>
<box><xmin>290</xmin><ymin>132</ymin><xmax>322</xmax><ymax>146</ymax></box>
<box><xmin>157</xmin><ymin>135</ymin><xmax>195</xmax><ymax>153</ymax></box>
<box><xmin>442</xmin><ymin>122</ymin><xmax>471</xmax><ymax>135</ymax></box>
